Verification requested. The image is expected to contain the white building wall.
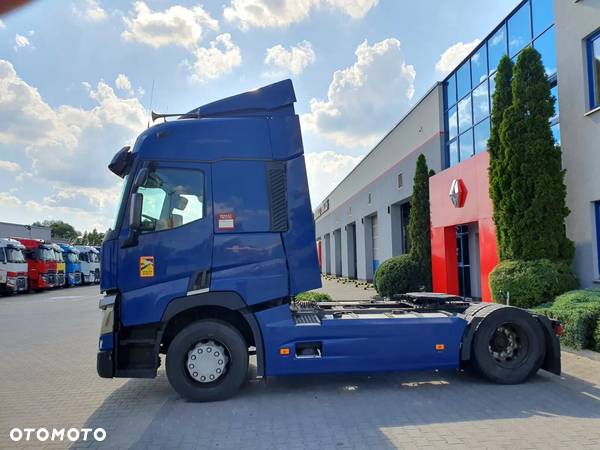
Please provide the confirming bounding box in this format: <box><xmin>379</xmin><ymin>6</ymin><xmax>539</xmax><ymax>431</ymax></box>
<box><xmin>554</xmin><ymin>0</ymin><xmax>600</xmax><ymax>287</ymax></box>
<box><xmin>315</xmin><ymin>84</ymin><xmax>445</xmax><ymax>280</ymax></box>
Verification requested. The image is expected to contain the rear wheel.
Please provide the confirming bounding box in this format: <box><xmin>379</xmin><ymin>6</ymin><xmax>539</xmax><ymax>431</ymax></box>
<box><xmin>166</xmin><ymin>320</ymin><xmax>248</xmax><ymax>402</ymax></box>
<box><xmin>471</xmin><ymin>307</ymin><xmax>545</xmax><ymax>384</ymax></box>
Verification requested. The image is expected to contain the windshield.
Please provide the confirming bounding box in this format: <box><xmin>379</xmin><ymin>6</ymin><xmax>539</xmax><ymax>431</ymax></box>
<box><xmin>54</xmin><ymin>250</ymin><xmax>64</xmax><ymax>262</ymax></box>
<box><xmin>67</xmin><ymin>253</ymin><xmax>79</xmax><ymax>263</ymax></box>
<box><xmin>111</xmin><ymin>174</ymin><xmax>130</xmax><ymax>230</ymax></box>
<box><xmin>6</xmin><ymin>248</ymin><xmax>25</xmax><ymax>263</ymax></box>
<box><xmin>38</xmin><ymin>248</ymin><xmax>55</xmax><ymax>261</ymax></box>
<box><xmin>90</xmin><ymin>252</ymin><xmax>100</xmax><ymax>263</ymax></box>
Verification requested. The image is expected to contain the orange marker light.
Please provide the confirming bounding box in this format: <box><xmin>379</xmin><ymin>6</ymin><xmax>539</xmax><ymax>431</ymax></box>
<box><xmin>435</xmin><ymin>344</ymin><xmax>445</xmax><ymax>351</ymax></box>
<box><xmin>279</xmin><ymin>348</ymin><xmax>290</xmax><ymax>356</ymax></box>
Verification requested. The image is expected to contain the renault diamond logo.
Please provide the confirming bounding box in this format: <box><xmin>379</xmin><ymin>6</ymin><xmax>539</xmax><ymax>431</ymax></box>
<box><xmin>449</xmin><ymin>179</ymin><xmax>465</xmax><ymax>208</ymax></box>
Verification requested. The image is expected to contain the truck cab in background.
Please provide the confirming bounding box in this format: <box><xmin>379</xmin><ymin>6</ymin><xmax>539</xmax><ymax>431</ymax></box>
<box><xmin>0</xmin><ymin>238</ymin><xmax>28</xmax><ymax>295</ymax></box>
<box><xmin>76</xmin><ymin>246</ymin><xmax>100</xmax><ymax>284</ymax></box>
<box><xmin>50</xmin><ymin>243</ymin><xmax>66</xmax><ymax>287</ymax></box>
<box><xmin>59</xmin><ymin>243</ymin><xmax>82</xmax><ymax>286</ymax></box>
<box><xmin>14</xmin><ymin>238</ymin><xmax>57</xmax><ymax>291</ymax></box>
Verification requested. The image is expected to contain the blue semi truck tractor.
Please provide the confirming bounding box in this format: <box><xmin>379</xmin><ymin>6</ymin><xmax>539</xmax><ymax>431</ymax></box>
<box><xmin>58</xmin><ymin>243</ymin><xmax>82</xmax><ymax>287</ymax></box>
<box><xmin>97</xmin><ymin>80</ymin><xmax>563</xmax><ymax>402</ymax></box>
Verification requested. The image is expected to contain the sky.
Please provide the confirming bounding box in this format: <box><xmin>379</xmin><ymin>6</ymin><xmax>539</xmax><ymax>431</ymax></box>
<box><xmin>0</xmin><ymin>0</ymin><xmax>520</xmax><ymax>232</ymax></box>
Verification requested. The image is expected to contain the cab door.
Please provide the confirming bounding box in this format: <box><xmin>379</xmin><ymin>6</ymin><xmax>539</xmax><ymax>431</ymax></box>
<box><xmin>118</xmin><ymin>161</ymin><xmax>212</xmax><ymax>327</ymax></box>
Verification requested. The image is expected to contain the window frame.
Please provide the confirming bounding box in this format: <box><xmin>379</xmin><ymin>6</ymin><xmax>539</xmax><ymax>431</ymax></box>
<box><xmin>587</xmin><ymin>29</ymin><xmax>600</xmax><ymax>111</ymax></box>
<box><xmin>135</xmin><ymin>165</ymin><xmax>207</xmax><ymax>235</ymax></box>
<box><xmin>595</xmin><ymin>201</ymin><xmax>600</xmax><ymax>278</ymax></box>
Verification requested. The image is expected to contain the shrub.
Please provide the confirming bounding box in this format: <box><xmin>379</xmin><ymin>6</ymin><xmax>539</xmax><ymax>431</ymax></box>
<box><xmin>489</xmin><ymin>259</ymin><xmax>578</xmax><ymax>309</ymax></box>
<box><xmin>533</xmin><ymin>290</ymin><xmax>600</xmax><ymax>350</ymax></box>
<box><xmin>295</xmin><ymin>291</ymin><xmax>331</xmax><ymax>302</ymax></box>
<box><xmin>373</xmin><ymin>255</ymin><xmax>420</xmax><ymax>298</ymax></box>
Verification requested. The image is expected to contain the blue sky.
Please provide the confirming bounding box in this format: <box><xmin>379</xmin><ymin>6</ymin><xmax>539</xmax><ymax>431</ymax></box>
<box><xmin>0</xmin><ymin>0</ymin><xmax>520</xmax><ymax>232</ymax></box>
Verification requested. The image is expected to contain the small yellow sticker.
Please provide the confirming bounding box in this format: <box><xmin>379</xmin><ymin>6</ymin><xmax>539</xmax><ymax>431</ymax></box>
<box><xmin>139</xmin><ymin>256</ymin><xmax>155</xmax><ymax>278</ymax></box>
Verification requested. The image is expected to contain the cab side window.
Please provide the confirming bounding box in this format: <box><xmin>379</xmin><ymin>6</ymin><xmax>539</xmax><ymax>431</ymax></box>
<box><xmin>0</xmin><ymin>249</ymin><xmax>5</xmax><ymax>263</ymax></box>
<box><xmin>137</xmin><ymin>167</ymin><xmax>204</xmax><ymax>233</ymax></box>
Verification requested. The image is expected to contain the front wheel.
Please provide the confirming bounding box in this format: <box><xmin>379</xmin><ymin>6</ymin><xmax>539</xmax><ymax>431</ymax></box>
<box><xmin>471</xmin><ymin>307</ymin><xmax>545</xmax><ymax>384</ymax></box>
<box><xmin>166</xmin><ymin>320</ymin><xmax>249</xmax><ymax>402</ymax></box>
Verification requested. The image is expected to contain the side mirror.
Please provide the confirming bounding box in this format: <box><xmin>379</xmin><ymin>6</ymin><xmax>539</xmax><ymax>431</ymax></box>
<box><xmin>129</xmin><ymin>193</ymin><xmax>143</xmax><ymax>230</ymax></box>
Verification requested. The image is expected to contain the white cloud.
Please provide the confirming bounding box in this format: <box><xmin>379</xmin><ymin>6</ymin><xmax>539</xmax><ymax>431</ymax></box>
<box><xmin>115</xmin><ymin>73</ymin><xmax>133</xmax><ymax>95</ymax></box>
<box><xmin>187</xmin><ymin>33</ymin><xmax>241</xmax><ymax>83</ymax></box>
<box><xmin>72</xmin><ymin>0</ymin><xmax>107</xmax><ymax>22</ymax></box>
<box><xmin>14</xmin><ymin>34</ymin><xmax>33</xmax><ymax>52</ymax></box>
<box><xmin>0</xmin><ymin>59</ymin><xmax>146</xmax><ymax>188</ymax></box>
<box><xmin>302</xmin><ymin>38</ymin><xmax>415</xmax><ymax>148</ymax></box>
<box><xmin>305</xmin><ymin>151</ymin><xmax>362</xmax><ymax>206</ymax></box>
<box><xmin>224</xmin><ymin>0</ymin><xmax>377</xmax><ymax>30</ymax></box>
<box><xmin>122</xmin><ymin>1</ymin><xmax>218</xmax><ymax>50</ymax></box>
<box><xmin>0</xmin><ymin>19</ymin><xmax>5</xmax><ymax>29</ymax></box>
<box><xmin>265</xmin><ymin>41</ymin><xmax>315</xmax><ymax>75</ymax></box>
<box><xmin>0</xmin><ymin>160</ymin><xmax>20</xmax><ymax>172</ymax></box>
<box><xmin>435</xmin><ymin>39</ymin><xmax>480</xmax><ymax>76</ymax></box>
<box><xmin>0</xmin><ymin>193</ymin><xmax>22</xmax><ymax>208</ymax></box>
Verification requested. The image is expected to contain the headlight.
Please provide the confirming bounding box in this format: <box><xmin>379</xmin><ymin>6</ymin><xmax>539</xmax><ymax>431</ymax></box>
<box><xmin>6</xmin><ymin>277</ymin><xmax>16</xmax><ymax>286</ymax></box>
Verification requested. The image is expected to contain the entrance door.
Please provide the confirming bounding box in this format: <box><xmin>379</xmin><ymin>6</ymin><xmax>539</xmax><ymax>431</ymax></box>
<box><xmin>346</xmin><ymin>223</ymin><xmax>357</xmax><ymax>279</ymax></box>
<box><xmin>371</xmin><ymin>215</ymin><xmax>379</xmax><ymax>273</ymax></box>
<box><xmin>456</xmin><ymin>225</ymin><xmax>471</xmax><ymax>298</ymax></box>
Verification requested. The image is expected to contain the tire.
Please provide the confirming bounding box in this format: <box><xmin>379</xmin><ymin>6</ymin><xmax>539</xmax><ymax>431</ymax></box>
<box><xmin>471</xmin><ymin>306</ymin><xmax>545</xmax><ymax>384</ymax></box>
<box><xmin>166</xmin><ymin>320</ymin><xmax>249</xmax><ymax>402</ymax></box>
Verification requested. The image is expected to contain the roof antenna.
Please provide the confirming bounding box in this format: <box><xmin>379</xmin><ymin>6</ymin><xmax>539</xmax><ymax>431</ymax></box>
<box><xmin>147</xmin><ymin>79</ymin><xmax>155</xmax><ymax>129</ymax></box>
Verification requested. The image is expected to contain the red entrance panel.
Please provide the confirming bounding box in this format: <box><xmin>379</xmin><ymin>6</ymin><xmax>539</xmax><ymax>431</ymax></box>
<box><xmin>429</xmin><ymin>152</ymin><xmax>499</xmax><ymax>302</ymax></box>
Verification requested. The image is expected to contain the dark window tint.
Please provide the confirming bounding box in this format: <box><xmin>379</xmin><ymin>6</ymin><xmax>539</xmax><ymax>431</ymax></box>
<box><xmin>587</xmin><ymin>32</ymin><xmax>600</xmax><ymax>109</ymax></box>
<box><xmin>488</xmin><ymin>24</ymin><xmax>507</xmax><ymax>74</ymax></box>
<box><xmin>508</xmin><ymin>2</ymin><xmax>532</xmax><ymax>57</ymax></box>
<box><xmin>532</xmin><ymin>0</ymin><xmax>553</xmax><ymax>38</ymax></box>
<box><xmin>471</xmin><ymin>45</ymin><xmax>488</xmax><ymax>87</ymax></box>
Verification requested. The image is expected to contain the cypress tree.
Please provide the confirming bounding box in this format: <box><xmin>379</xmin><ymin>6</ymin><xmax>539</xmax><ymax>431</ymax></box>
<box><xmin>499</xmin><ymin>47</ymin><xmax>573</xmax><ymax>261</ymax></box>
<box><xmin>408</xmin><ymin>154</ymin><xmax>432</xmax><ymax>289</ymax></box>
<box><xmin>488</xmin><ymin>55</ymin><xmax>514</xmax><ymax>260</ymax></box>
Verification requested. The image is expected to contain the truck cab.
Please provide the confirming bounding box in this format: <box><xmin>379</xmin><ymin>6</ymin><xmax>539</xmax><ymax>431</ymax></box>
<box><xmin>76</xmin><ymin>246</ymin><xmax>101</xmax><ymax>284</ymax></box>
<box><xmin>59</xmin><ymin>243</ymin><xmax>82</xmax><ymax>286</ymax></box>
<box><xmin>98</xmin><ymin>80</ymin><xmax>561</xmax><ymax>402</ymax></box>
<box><xmin>13</xmin><ymin>238</ymin><xmax>57</xmax><ymax>291</ymax></box>
<box><xmin>50</xmin><ymin>243</ymin><xmax>66</xmax><ymax>287</ymax></box>
<box><xmin>0</xmin><ymin>238</ymin><xmax>28</xmax><ymax>294</ymax></box>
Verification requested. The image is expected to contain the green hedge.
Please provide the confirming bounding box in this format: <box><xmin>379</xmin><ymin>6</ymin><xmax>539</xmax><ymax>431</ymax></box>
<box><xmin>533</xmin><ymin>289</ymin><xmax>600</xmax><ymax>350</ymax></box>
<box><xmin>295</xmin><ymin>291</ymin><xmax>331</xmax><ymax>302</ymax></box>
<box><xmin>373</xmin><ymin>255</ymin><xmax>420</xmax><ymax>298</ymax></box>
<box><xmin>489</xmin><ymin>259</ymin><xmax>578</xmax><ymax>309</ymax></box>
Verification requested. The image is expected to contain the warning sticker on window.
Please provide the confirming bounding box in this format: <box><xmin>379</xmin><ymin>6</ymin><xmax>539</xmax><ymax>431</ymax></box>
<box><xmin>217</xmin><ymin>212</ymin><xmax>235</xmax><ymax>231</ymax></box>
<box><xmin>139</xmin><ymin>256</ymin><xmax>155</xmax><ymax>278</ymax></box>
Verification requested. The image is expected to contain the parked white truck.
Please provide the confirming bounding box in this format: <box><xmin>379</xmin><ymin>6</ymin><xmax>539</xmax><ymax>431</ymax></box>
<box><xmin>75</xmin><ymin>245</ymin><xmax>100</xmax><ymax>284</ymax></box>
<box><xmin>0</xmin><ymin>238</ymin><xmax>28</xmax><ymax>294</ymax></box>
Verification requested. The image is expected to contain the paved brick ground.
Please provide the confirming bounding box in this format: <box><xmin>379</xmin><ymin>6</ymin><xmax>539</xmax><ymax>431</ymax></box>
<box><xmin>1</xmin><ymin>284</ymin><xmax>600</xmax><ymax>449</ymax></box>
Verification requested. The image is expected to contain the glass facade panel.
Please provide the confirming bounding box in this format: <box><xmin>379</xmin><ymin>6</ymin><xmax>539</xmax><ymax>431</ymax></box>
<box><xmin>448</xmin><ymin>106</ymin><xmax>458</xmax><ymax>140</ymax></box>
<box><xmin>472</xmin><ymin>82</ymin><xmax>489</xmax><ymax>124</ymax></box>
<box><xmin>489</xmin><ymin>76</ymin><xmax>496</xmax><ymax>114</ymax></box>
<box><xmin>488</xmin><ymin>24</ymin><xmax>507</xmax><ymax>74</ymax></box>
<box><xmin>471</xmin><ymin>45</ymin><xmax>488</xmax><ymax>87</ymax></box>
<box><xmin>534</xmin><ymin>26</ymin><xmax>556</xmax><ymax>77</ymax></box>
<box><xmin>474</xmin><ymin>118</ymin><xmax>490</xmax><ymax>154</ymax></box>
<box><xmin>508</xmin><ymin>2</ymin><xmax>532</xmax><ymax>57</ymax></box>
<box><xmin>459</xmin><ymin>130</ymin><xmax>474</xmax><ymax>161</ymax></box>
<box><xmin>588</xmin><ymin>32</ymin><xmax>600</xmax><ymax>109</ymax></box>
<box><xmin>457</xmin><ymin>61</ymin><xmax>471</xmax><ymax>100</ymax></box>
<box><xmin>449</xmin><ymin>140</ymin><xmax>459</xmax><ymax>167</ymax></box>
<box><xmin>551</xmin><ymin>123</ymin><xmax>560</xmax><ymax>145</ymax></box>
<box><xmin>458</xmin><ymin>94</ymin><xmax>472</xmax><ymax>133</ymax></box>
<box><xmin>447</xmin><ymin>74</ymin><xmax>457</xmax><ymax>107</ymax></box>
<box><xmin>532</xmin><ymin>0</ymin><xmax>553</xmax><ymax>38</ymax></box>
